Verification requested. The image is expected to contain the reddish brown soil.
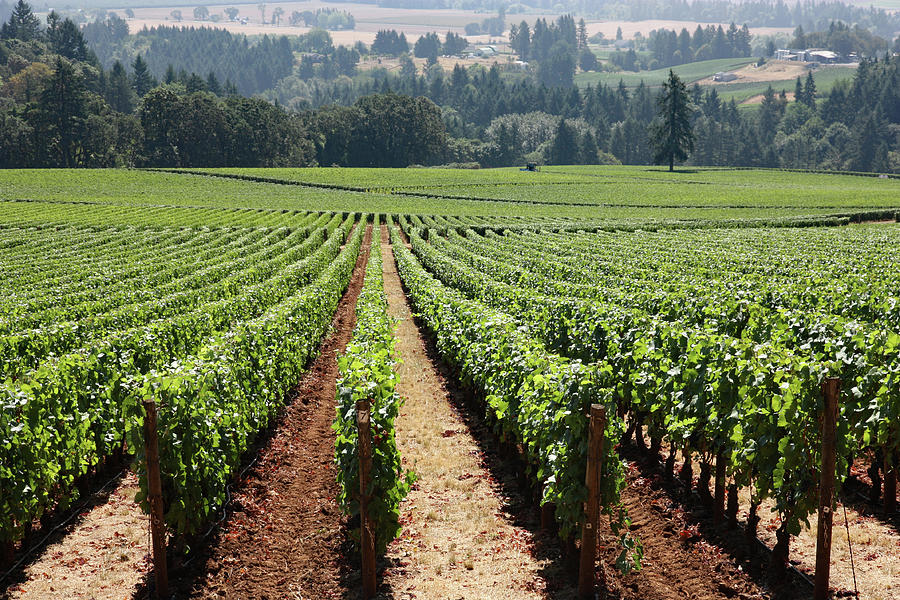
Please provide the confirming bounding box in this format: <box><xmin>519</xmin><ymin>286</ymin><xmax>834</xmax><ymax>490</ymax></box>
<box><xmin>598</xmin><ymin>446</ymin><xmax>810</xmax><ymax>600</ymax></box>
<box><xmin>172</xmin><ymin>225</ymin><xmax>372</xmax><ymax>599</ymax></box>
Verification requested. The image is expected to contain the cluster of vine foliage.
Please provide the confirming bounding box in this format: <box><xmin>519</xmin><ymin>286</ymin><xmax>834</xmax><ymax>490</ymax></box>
<box><xmin>334</xmin><ymin>220</ymin><xmax>414</xmax><ymax>552</ymax></box>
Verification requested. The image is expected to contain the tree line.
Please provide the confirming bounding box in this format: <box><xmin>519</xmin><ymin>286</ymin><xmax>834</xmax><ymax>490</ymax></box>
<box><xmin>508</xmin><ymin>15</ymin><xmax>598</xmax><ymax>87</ymax></box>
<box><xmin>0</xmin><ymin>1</ymin><xmax>446</xmax><ymax>168</ymax></box>
<box><xmin>289</xmin><ymin>8</ymin><xmax>355</xmax><ymax>31</ymax></box>
<box><xmin>324</xmin><ymin>0</ymin><xmax>900</xmax><ymax>39</ymax></box>
<box><xmin>790</xmin><ymin>22</ymin><xmax>889</xmax><ymax>57</ymax></box>
<box><xmin>83</xmin><ymin>17</ymin><xmax>294</xmax><ymax>96</ymax></box>
<box><xmin>263</xmin><ymin>49</ymin><xmax>900</xmax><ymax>172</ymax></box>
<box><xmin>2</xmin><ymin>0</ymin><xmax>899</xmax><ymax>173</ymax></box>
<box><xmin>646</xmin><ymin>23</ymin><xmax>752</xmax><ymax>70</ymax></box>
<box><xmin>413</xmin><ymin>31</ymin><xmax>467</xmax><ymax>63</ymax></box>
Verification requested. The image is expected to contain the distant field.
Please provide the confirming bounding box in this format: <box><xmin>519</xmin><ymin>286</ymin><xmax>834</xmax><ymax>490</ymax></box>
<box><xmin>197</xmin><ymin>165</ymin><xmax>900</xmax><ymax>211</ymax></box>
<box><xmin>575</xmin><ymin>58</ymin><xmax>756</xmax><ymax>88</ymax></box>
<box><xmin>575</xmin><ymin>59</ymin><xmax>856</xmax><ymax>106</ymax></box>
<box><xmin>97</xmin><ymin>0</ymin><xmax>547</xmax><ymax>42</ymax></box>
<box><xmin>714</xmin><ymin>65</ymin><xmax>857</xmax><ymax>104</ymax></box>
<box><xmin>3</xmin><ymin>168</ymin><xmax>898</xmax><ymax>227</ymax></box>
<box><xmin>97</xmin><ymin>3</ymin><xmax>793</xmax><ymax>53</ymax></box>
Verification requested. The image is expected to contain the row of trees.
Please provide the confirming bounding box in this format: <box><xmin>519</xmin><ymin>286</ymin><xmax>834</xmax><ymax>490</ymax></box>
<box><xmin>791</xmin><ymin>22</ymin><xmax>888</xmax><ymax>56</ymax></box>
<box><xmin>508</xmin><ymin>16</ymin><xmax>597</xmax><ymax>87</ymax></box>
<box><xmin>339</xmin><ymin>0</ymin><xmax>900</xmax><ymax>39</ymax></box>
<box><xmin>371</xmin><ymin>29</ymin><xmax>410</xmax><ymax>57</ymax></box>
<box><xmin>413</xmin><ymin>31</ymin><xmax>468</xmax><ymax>63</ymax></box>
<box><xmin>289</xmin><ymin>9</ymin><xmax>355</xmax><ymax>30</ymax></box>
<box><xmin>1</xmin><ymin>53</ymin><xmax>447</xmax><ymax>168</ymax></box>
<box><xmin>647</xmin><ymin>23</ymin><xmax>752</xmax><ymax>69</ymax></box>
<box><xmin>264</xmin><ymin>45</ymin><xmax>900</xmax><ymax>172</ymax></box>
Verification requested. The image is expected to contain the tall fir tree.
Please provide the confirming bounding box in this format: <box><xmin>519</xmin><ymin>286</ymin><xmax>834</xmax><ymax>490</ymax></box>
<box><xmin>131</xmin><ymin>55</ymin><xmax>156</xmax><ymax>97</ymax></box>
<box><xmin>47</xmin><ymin>13</ymin><xmax>92</xmax><ymax>62</ymax></box>
<box><xmin>650</xmin><ymin>70</ymin><xmax>695</xmax><ymax>171</ymax></box>
<box><xmin>1</xmin><ymin>0</ymin><xmax>40</xmax><ymax>41</ymax></box>
<box><xmin>38</xmin><ymin>57</ymin><xmax>88</xmax><ymax>167</ymax></box>
<box><xmin>106</xmin><ymin>60</ymin><xmax>136</xmax><ymax>113</ymax></box>
<box><xmin>548</xmin><ymin>118</ymin><xmax>577</xmax><ymax>165</ymax></box>
<box><xmin>803</xmin><ymin>71</ymin><xmax>816</xmax><ymax>108</ymax></box>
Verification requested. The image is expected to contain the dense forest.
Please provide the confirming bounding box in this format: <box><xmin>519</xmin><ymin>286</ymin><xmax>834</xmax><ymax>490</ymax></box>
<box><xmin>1</xmin><ymin>0</ymin><xmax>899</xmax><ymax>172</ymax></box>
<box><xmin>263</xmin><ymin>55</ymin><xmax>900</xmax><ymax>172</ymax></box>
<box><xmin>83</xmin><ymin>18</ymin><xmax>294</xmax><ymax>96</ymax></box>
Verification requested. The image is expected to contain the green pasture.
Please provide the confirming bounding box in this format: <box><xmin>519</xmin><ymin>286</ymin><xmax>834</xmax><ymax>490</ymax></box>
<box><xmin>575</xmin><ymin>57</ymin><xmax>755</xmax><ymax>88</ymax></box>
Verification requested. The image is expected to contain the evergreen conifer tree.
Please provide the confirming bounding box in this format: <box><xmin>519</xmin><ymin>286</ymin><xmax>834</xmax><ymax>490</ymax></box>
<box><xmin>1</xmin><ymin>0</ymin><xmax>40</xmax><ymax>41</ymax></box>
<box><xmin>132</xmin><ymin>55</ymin><xmax>156</xmax><ymax>97</ymax></box>
<box><xmin>650</xmin><ymin>70</ymin><xmax>695</xmax><ymax>171</ymax></box>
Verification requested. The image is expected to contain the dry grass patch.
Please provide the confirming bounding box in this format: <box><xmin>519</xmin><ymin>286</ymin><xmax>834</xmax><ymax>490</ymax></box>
<box><xmin>379</xmin><ymin>235</ymin><xmax>553</xmax><ymax>600</ymax></box>
<box><xmin>4</xmin><ymin>472</ymin><xmax>149</xmax><ymax>600</ymax></box>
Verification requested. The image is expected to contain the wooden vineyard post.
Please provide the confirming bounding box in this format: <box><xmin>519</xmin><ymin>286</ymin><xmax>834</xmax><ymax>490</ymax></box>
<box><xmin>579</xmin><ymin>404</ymin><xmax>607</xmax><ymax>599</ymax></box>
<box><xmin>142</xmin><ymin>399</ymin><xmax>169</xmax><ymax>599</ymax></box>
<box><xmin>357</xmin><ymin>399</ymin><xmax>376</xmax><ymax>599</ymax></box>
<box><xmin>813</xmin><ymin>378</ymin><xmax>839</xmax><ymax>600</ymax></box>
<box><xmin>714</xmin><ymin>450</ymin><xmax>726</xmax><ymax>525</ymax></box>
<box><xmin>884</xmin><ymin>448</ymin><xmax>896</xmax><ymax>515</ymax></box>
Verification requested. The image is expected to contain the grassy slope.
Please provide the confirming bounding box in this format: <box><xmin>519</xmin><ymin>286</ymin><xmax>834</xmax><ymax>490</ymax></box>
<box><xmin>715</xmin><ymin>66</ymin><xmax>857</xmax><ymax>104</ymax></box>
<box><xmin>575</xmin><ymin>59</ymin><xmax>855</xmax><ymax>108</ymax></box>
<box><xmin>575</xmin><ymin>57</ymin><xmax>756</xmax><ymax>88</ymax></box>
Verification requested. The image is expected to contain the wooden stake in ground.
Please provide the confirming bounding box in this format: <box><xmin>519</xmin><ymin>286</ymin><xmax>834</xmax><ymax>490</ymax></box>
<box><xmin>714</xmin><ymin>450</ymin><xmax>726</xmax><ymax>525</ymax></box>
<box><xmin>142</xmin><ymin>399</ymin><xmax>168</xmax><ymax>599</ymax></box>
<box><xmin>540</xmin><ymin>494</ymin><xmax>555</xmax><ymax>532</ymax></box>
<box><xmin>885</xmin><ymin>447</ymin><xmax>897</xmax><ymax>515</ymax></box>
<box><xmin>579</xmin><ymin>404</ymin><xmax>607</xmax><ymax>599</ymax></box>
<box><xmin>357</xmin><ymin>398</ymin><xmax>376</xmax><ymax>599</ymax></box>
<box><xmin>814</xmin><ymin>377</ymin><xmax>839</xmax><ymax>600</ymax></box>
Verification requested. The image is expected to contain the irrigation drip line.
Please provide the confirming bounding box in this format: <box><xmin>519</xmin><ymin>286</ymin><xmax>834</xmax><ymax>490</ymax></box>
<box><xmin>0</xmin><ymin>468</ymin><xmax>126</xmax><ymax>586</ymax></box>
<box><xmin>843</xmin><ymin>503</ymin><xmax>860</xmax><ymax>599</ymax></box>
<box><xmin>181</xmin><ymin>456</ymin><xmax>259</xmax><ymax>567</ymax></box>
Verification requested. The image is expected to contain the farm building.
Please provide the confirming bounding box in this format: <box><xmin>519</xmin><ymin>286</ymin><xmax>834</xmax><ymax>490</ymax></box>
<box><xmin>474</xmin><ymin>45</ymin><xmax>498</xmax><ymax>57</ymax></box>
<box><xmin>808</xmin><ymin>50</ymin><xmax>839</xmax><ymax>63</ymax></box>
<box><xmin>775</xmin><ymin>48</ymin><xmax>843</xmax><ymax>63</ymax></box>
<box><xmin>775</xmin><ymin>48</ymin><xmax>803</xmax><ymax>60</ymax></box>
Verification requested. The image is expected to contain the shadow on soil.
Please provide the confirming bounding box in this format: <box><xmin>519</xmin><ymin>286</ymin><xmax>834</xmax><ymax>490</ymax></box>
<box><xmin>840</xmin><ymin>475</ymin><xmax>900</xmax><ymax>538</ymax></box>
<box><xmin>0</xmin><ymin>461</ymin><xmax>129</xmax><ymax>597</ymax></box>
<box><xmin>618</xmin><ymin>442</ymin><xmax>815</xmax><ymax>600</ymax></box>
